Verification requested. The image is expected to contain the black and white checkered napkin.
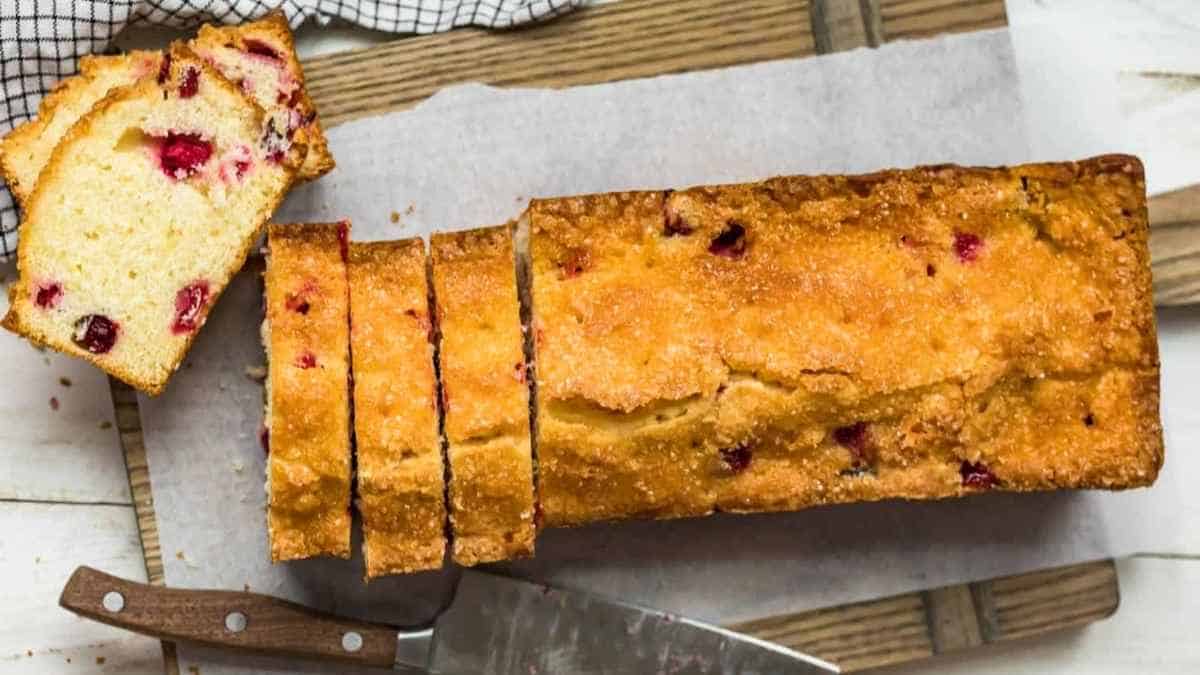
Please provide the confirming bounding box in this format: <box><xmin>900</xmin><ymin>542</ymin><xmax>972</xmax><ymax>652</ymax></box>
<box><xmin>0</xmin><ymin>0</ymin><xmax>579</xmax><ymax>260</ymax></box>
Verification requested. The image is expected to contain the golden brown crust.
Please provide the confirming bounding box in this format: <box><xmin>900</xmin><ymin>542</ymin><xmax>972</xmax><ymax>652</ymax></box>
<box><xmin>348</xmin><ymin>239</ymin><xmax>446</xmax><ymax>577</ymax></box>
<box><xmin>265</xmin><ymin>222</ymin><xmax>352</xmax><ymax>561</ymax></box>
<box><xmin>1</xmin><ymin>44</ymin><xmax>300</xmax><ymax>396</ymax></box>
<box><xmin>529</xmin><ymin>155</ymin><xmax>1162</xmax><ymax>527</ymax></box>
<box><xmin>431</xmin><ymin>225</ymin><xmax>536</xmax><ymax>565</ymax></box>
<box><xmin>192</xmin><ymin>11</ymin><xmax>334</xmax><ymax>180</ymax></box>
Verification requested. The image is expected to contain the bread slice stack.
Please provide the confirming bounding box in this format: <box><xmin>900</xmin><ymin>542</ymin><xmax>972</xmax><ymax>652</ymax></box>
<box><xmin>264</xmin><ymin>155</ymin><xmax>1164</xmax><ymax>578</ymax></box>
<box><xmin>1</xmin><ymin>14</ymin><xmax>332</xmax><ymax>395</ymax></box>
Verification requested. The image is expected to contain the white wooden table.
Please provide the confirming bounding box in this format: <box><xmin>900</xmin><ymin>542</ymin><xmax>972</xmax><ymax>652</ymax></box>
<box><xmin>2</xmin><ymin>2</ymin><xmax>1199</xmax><ymax>673</ymax></box>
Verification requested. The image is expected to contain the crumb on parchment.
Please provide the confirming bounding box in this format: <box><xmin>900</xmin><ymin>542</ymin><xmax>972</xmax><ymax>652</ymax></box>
<box><xmin>244</xmin><ymin>365</ymin><xmax>267</xmax><ymax>380</ymax></box>
<box><xmin>49</xmin><ymin>397</ymin><xmax>59</xmax><ymax>411</ymax></box>
<box><xmin>59</xmin><ymin>376</ymin><xmax>72</xmax><ymax>387</ymax></box>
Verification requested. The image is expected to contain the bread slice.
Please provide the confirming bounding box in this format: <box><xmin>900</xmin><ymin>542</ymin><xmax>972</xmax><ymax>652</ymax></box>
<box><xmin>348</xmin><ymin>240</ymin><xmax>446</xmax><ymax>577</ymax></box>
<box><xmin>0</xmin><ymin>13</ymin><xmax>330</xmax><ymax>207</ymax></box>
<box><xmin>526</xmin><ymin>155</ymin><xmax>1162</xmax><ymax>527</ymax></box>
<box><xmin>189</xmin><ymin>12</ymin><xmax>333</xmax><ymax>181</ymax></box>
<box><xmin>263</xmin><ymin>222</ymin><xmax>352</xmax><ymax>562</ymax></box>
<box><xmin>431</xmin><ymin>225</ymin><xmax>536</xmax><ymax>566</ymax></box>
<box><xmin>0</xmin><ymin>51</ymin><xmax>159</xmax><ymax>205</ymax></box>
<box><xmin>2</xmin><ymin>45</ymin><xmax>303</xmax><ymax>395</ymax></box>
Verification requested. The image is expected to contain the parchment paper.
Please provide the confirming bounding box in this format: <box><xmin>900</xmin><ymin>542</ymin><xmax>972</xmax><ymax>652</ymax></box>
<box><xmin>1008</xmin><ymin>0</ymin><xmax>1200</xmax><ymax>196</ymax></box>
<box><xmin>139</xmin><ymin>29</ymin><xmax>1200</xmax><ymax>674</ymax></box>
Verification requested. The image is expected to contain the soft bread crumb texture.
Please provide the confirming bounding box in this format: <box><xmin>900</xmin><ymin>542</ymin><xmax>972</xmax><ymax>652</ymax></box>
<box><xmin>0</xmin><ymin>51</ymin><xmax>157</xmax><ymax>205</ymax></box>
<box><xmin>190</xmin><ymin>12</ymin><xmax>333</xmax><ymax>180</ymax></box>
<box><xmin>528</xmin><ymin>155</ymin><xmax>1162</xmax><ymax>527</ymax></box>
<box><xmin>264</xmin><ymin>222</ymin><xmax>352</xmax><ymax>562</ymax></box>
<box><xmin>2</xmin><ymin>46</ymin><xmax>300</xmax><ymax>395</ymax></box>
<box><xmin>348</xmin><ymin>239</ymin><xmax>446</xmax><ymax>578</ymax></box>
<box><xmin>431</xmin><ymin>225</ymin><xmax>536</xmax><ymax>566</ymax></box>
<box><xmin>0</xmin><ymin>13</ymin><xmax>329</xmax><ymax>207</ymax></box>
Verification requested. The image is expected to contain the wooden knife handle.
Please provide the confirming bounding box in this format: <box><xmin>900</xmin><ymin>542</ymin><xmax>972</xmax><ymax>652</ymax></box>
<box><xmin>59</xmin><ymin>566</ymin><xmax>398</xmax><ymax>668</ymax></box>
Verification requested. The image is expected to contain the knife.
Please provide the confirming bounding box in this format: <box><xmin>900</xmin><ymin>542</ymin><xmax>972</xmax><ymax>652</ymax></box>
<box><xmin>60</xmin><ymin>566</ymin><xmax>838</xmax><ymax>674</ymax></box>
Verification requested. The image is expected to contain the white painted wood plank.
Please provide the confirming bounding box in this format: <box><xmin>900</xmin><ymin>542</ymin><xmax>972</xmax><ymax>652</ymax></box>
<box><xmin>881</xmin><ymin>556</ymin><xmax>1200</xmax><ymax>674</ymax></box>
<box><xmin>0</xmin><ymin>502</ymin><xmax>161</xmax><ymax>675</ymax></box>
<box><xmin>0</xmin><ymin>265</ymin><xmax>128</xmax><ymax>504</ymax></box>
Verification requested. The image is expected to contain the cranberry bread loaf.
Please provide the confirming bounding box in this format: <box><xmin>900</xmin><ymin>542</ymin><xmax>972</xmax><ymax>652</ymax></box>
<box><xmin>431</xmin><ymin>225</ymin><xmax>537</xmax><ymax>565</ymax></box>
<box><xmin>0</xmin><ymin>13</ymin><xmax>330</xmax><ymax>206</ymax></box>
<box><xmin>2</xmin><ymin>46</ymin><xmax>304</xmax><ymax>395</ymax></box>
<box><xmin>264</xmin><ymin>222</ymin><xmax>352</xmax><ymax>562</ymax></box>
<box><xmin>527</xmin><ymin>155</ymin><xmax>1162</xmax><ymax>527</ymax></box>
<box><xmin>348</xmin><ymin>240</ymin><xmax>446</xmax><ymax>577</ymax></box>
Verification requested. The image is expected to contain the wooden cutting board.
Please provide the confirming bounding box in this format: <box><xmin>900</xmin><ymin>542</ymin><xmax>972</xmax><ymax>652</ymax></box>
<box><xmin>115</xmin><ymin>1</ymin><xmax>1197</xmax><ymax>672</ymax></box>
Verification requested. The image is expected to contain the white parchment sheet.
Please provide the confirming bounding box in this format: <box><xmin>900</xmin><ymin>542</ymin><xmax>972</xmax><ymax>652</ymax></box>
<box><xmin>137</xmin><ymin>29</ymin><xmax>1200</xmax><ymax>674</ymax></box>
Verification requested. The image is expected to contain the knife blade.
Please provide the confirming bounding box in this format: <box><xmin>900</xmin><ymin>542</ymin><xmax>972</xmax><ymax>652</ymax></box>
<box><xmin>60</xmin><ymin>566</ymin><xmax>838</xmax><ymax>674</ymax></box>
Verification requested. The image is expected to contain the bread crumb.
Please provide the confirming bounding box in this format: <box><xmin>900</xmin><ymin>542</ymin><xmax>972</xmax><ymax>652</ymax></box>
<box><xmin>244</xmin><ymin>365</ymin><xmax>267</xmax><ymax>380</ymax></box>
<box><xmin>232</xmin><ymin>460</ymin><xmax>244</xmax><ymax>473</ymax></box>
<box><xmin>243</xmin><ymin>583</ymin><xmax>251</xmax><ymax>592</ymax></box>
<box><xmin>59</xmin><ymin>376</ymin><xmax>72</xmax><ymax>387</ymax></box>
<box><xmin>189</xmin><ymin>667</ymin><xmax>201</xmax><ymax>675</ymax></box>
<box><xmin>96</xmin><ymin>656</ymin><xmax>106</xmax><ymax>665</ymax></box>
<box><xmin>49</xmin><ymin>397</ymin><xmax>59</xmax><ymax>411</ymax></box>
<box><xmin>176</xmin><ymin>550</ymin><xmax>186</xmax><ymax>560</ymax></box>
<box><xmin>390</xmin><ymin>211</ymin><xmax>401</xmax><ymax>223</ymax></box>
<box><xmin>99</xmin><ymin>420</ymin><xmax>113</xmax><ymax>429</ymax></box>
<box><xmin>405</xmin><ymin>203</ymin><xmax>415</xmax><ymax>215</ymax></box>
<box><xmin>42</xmin><ymin>356</ymin><xmax>51</xmax><ymax>366</ymax></box>
<box><xmin>25</xmin><ymin>650</ymin><xmax>31</xmax><ymax>657</ymax></box>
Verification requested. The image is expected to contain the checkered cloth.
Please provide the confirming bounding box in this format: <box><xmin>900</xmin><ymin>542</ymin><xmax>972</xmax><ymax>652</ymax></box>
<box><xmin>0</xmin><ymin>0</ymin><xmax>580</xmax><ymax>260</ymax></box>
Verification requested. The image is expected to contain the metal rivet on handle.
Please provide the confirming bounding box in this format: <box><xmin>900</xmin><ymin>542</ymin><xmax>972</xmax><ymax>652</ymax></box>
<box><xmin>341</xmin><ymin>631</ymin><xmax>363</xmax><ymax>653</ymax></box>
<box><xmin>101</xmin><ymin>591</ymin><xmax>125</xmax><ymax>613</ymax></box>
<box><xmin>225</xmin><ymin>612</ymin><xmax>247</xmax><ymax>633</ymax></box>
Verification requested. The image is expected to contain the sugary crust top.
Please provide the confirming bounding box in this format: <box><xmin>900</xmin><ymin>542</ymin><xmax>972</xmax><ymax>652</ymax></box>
<box><xmin>265</xmin><ymin>222</ymin><xmax>352</xmax><ymax>561</ymax></box>
<box><xmin>348</xmin><ymin>239</ymin><xmax>446</xmax><ymax>577</ymax></box>
<box><xmin>431</xmin><ymin>225</ymin><xmax>536</xmax><ymax>565</ymax></box>
<box><xmin>529</xmin><ymin>155</ymin><xmax>1162</xmax><ymax>526</ymax></box>
<box><xmin>431</xmin><ymin>226</ymin><xmax>530</xmax><ymax>443</ymax></box>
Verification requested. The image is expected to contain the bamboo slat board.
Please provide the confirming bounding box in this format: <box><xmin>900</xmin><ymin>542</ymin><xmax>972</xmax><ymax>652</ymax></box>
<box><xmin>115</xmin><ymin>0</ymin><xmax>1198</xmax><ymax>672</ymax></box>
